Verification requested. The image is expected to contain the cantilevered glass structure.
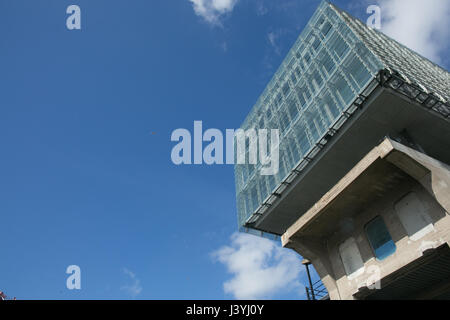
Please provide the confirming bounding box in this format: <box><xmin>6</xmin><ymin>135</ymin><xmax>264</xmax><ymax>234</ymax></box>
<box><xmin>235</xmin><ymin>0</ymin><xmax>450</xmax><ymax>237</ymax></box>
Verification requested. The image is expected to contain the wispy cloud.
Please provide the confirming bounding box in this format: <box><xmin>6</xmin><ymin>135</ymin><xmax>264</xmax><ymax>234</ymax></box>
<box><xmin>189</xmin><ymin>0</ymin><xmax>239</xmax><ymax>25</ymax></box>
<box><xmin>220</xmin><ymin>41</ymin><xmax>228</xmax><ymax>52</ymax></box>
<box><xmin>377</xmin><ymin>0</ymin><xmax>450</xmax><ymax>64</ymax></box>
<box><xmin>212</xmin><ymin>233</ymin><xmax>303</xmax><ymax>300</ymax></box>
<box><xmin>267</xmin><ymin>29</ymin><xmax>288</xmax><ymax>55</ymax></box>
<box><xmin>267</xmin><ymin>31</ymin><xmax>279</xmax><ymax>54</ymax></box>
<box><xmin>256</xmin><ymin>1</ymin><xmax>268</xmax><ymax>16</ymax></box>
<box><xmin>121</xmin><ymin>268</ymin><xmax>142</xmax><ymax>298</ymax></box>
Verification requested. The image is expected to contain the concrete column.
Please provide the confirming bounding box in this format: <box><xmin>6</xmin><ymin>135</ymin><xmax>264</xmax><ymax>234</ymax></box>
<box><xmin>284</xmin><ymin>236</ymin><xmax>342</xmax><ymax>300</ymax></box>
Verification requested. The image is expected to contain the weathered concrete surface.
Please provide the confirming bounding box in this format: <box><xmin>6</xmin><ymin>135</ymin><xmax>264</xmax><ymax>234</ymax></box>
<box><xmin>282</xmin><ymin>138</ymin><xmax>450</xmax><ymax>300</ymax></box>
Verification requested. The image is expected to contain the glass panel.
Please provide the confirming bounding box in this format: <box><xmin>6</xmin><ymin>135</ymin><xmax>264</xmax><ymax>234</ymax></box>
<box><xmin>312</xmin><ymin>37</ymin><xmax>321</xmax><ymax>52</ymax></box>
<box><xmin>365</xmin><ymin>216</ymin><xmax>396</xmax><ymax>260</ymax></box>
<box><xmin>250</xmin><ymin>184</ymin><xmax>259</xmax><ymax>212</ymax></box>
<box><xmin>335</xmin><ymin>74</ymin><xmax>354</xmax><ymax>105</ymax></box>
<box><xmin>322</xmin><ymin>90</ymin><xmax>340</xmax><ymax>119</ymax></box>
<box><xmin>295</xmin><ymin>124</ymin><xmax>311</xmax><ymax>154</ymax></box>
<box><xmin>288</xmin><ymin>135</ymin><xmax>301</xmax><ymax>164</ymax></box>
<box><xmin>312</xmin><ymin>69</ymin><xmax>324</xmax><ymax>90</ymax></box>
<box><xmin>347</xmin><ymin>56</ymin><xmax>371</xmax><ymax>90</ymax></box>
<box><xmin>278</xmin><ymin>110</ymin><xmax>290</xmax><ymax>134</ymax></box>
<box><xmin>287</xmin><ymin>98</ymin><xmax>299</xmax><ymax>121</ymax></box>
<box><xmin>333</xmin><ymin>34</ymin><xmax>349</xmax><ymax>58</ymax></box>
<box><xmin>318</xmin><ymin>49</ymin><xmax>336</xmax><ymax>76</ymax></box>
<box><xmin>234</xmin><ymin>0</ymin><xmax>382</xmax><ymax>234</ymax></box>
<box><xmin>291</xmin><ymin>72</ymin><xmax>298</xmax><ymax>84</ymax></box>
<box><xmin>321</xmin><ymin>21</ymin><xmax>332</xmax><ymax>37</ymax></box>
<box><xmin>259</xmin><ymin>178</ymin><xmax>268</xmax><ymax>201</ymax></box>
<box><xmin>282</xmin><ymin>82</ymin><xmax>291</xmax><ymax>96</ymax></box>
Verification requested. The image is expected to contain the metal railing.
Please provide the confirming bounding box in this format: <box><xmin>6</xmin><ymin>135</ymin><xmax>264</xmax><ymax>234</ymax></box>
<box><xmin>306</xmin><ymin>279</ymin><xmax>329</xmax><ymax>300</ymax></box>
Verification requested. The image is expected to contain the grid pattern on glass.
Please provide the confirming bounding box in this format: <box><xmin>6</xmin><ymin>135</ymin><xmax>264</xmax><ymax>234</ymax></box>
<box><xmin>234</xmin><ymin>1</ymin><xmax>383</xmax><ymax>229</ymax></box>
<box><xmin>334</xmin><ymin>3</ymin><xmax>450</xmax><ymax>103</ymax></box>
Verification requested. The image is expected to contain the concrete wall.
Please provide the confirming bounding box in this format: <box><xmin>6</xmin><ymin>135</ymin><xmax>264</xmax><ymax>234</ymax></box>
<box><xmin>326</xmin><ymin>176</ymin><xmax>450</xmax><ymax>299</ymax></box>
<box><xmin>282</xmin><ymin>139</ymin><xmax>450</xmax><ymax>300</ymax></box>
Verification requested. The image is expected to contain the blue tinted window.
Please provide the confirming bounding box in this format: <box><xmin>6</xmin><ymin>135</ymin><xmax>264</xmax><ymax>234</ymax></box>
<box><xmin>291</xmin><ymin>72</ymin><xmax>298</xmax><ymax>84</ymax></box>
<box><xmin>287</xmin><ymin>99</ymin><xmax>299</xmax><ymax>120</ymax></box>
<box><xmin>312</xmin><ymin>37</ymin><xmax>321</xmax><ymax>52</ymax></box>
<box><xmin>304</xmin><ymin>52</ymin><xmax>311</xmax><ymax>65</ymax></box>
<box><xmin>333</xmin><ymin>34</ymin><xmax>349</xmax><ymax>58</ymax></box>
<box><xmin>275</xmin><ymin>93</ymin><xmax>283</xmax><ymax>108</ymax></box>
<box><xmin>321</xmin><ymin>21</ymin><xmax>332</xmax><ymax>37</ymax></box>
<box><xmin>335</xmin><ymin>75</ymin><xmax>354</xmax><ymax>105</ymax></box>
<box><xmin>313</xmin><ymin>70</ymin><xmax>324</xmax><ymax>89</ymax></box>
<box><xmin>365</xmin><ymin>216</ymin><xmax>396</xmax><ymax>260</ymax></box>
<box><xmin>250</xmin><ymin>186</ymin><xmax>259</xmax><ymax>212</ymax></box>
<box><xmin>282</xmin><ymin>82</ymin><xmax>291</xmax><ymax>96</ymax></box>
<box><xmin>258</xmin><ymin>118</ymin><xmax>265</xmax><ymax>129</ymax></box>
<box><xmin>278</xmin><ymin>110</ymin><xmax>290</xmax><ymax>134</ymax></box>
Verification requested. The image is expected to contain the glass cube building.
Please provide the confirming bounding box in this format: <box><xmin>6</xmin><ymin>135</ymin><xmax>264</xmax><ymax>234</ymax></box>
<box><xmin>234</xmin><ymin>0</ymin><xmax>450</xmax><ymax>238</ymax></box>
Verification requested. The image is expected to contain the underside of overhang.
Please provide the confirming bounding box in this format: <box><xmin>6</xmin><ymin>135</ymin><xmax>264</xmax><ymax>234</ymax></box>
<box><xmin>254</xmin><ymin>88</ymin><xmax>450</xmax><ymax>235</ymax></box>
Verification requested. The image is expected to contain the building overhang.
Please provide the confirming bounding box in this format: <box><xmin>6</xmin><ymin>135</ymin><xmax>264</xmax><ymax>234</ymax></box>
<box><xmin>249</xmin><ymin>74</ymin><xmax>450</xmax><ymax>236</ymax></box>
<box><xmin>281</xmin><ymin>137</ymin><xmax>450</xmax><ymax>246</ymax></box>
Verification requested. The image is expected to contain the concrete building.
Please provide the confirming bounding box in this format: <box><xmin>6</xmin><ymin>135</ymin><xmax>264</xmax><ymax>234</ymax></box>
<box><xmin>283</xmin><ymin>138</ymin><xmax>450</xmax><ymax>299</ymax></box>
<box><xmin>234</xmin><ymin>1</ymin><xmax>450</xmax><ymax>299</ymax></box>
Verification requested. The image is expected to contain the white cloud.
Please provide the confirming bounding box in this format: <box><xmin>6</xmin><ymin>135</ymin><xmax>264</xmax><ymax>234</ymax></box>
<box><xmin>256</xmin><ymin>2</ymin><xmax>268</xmax><ymax>16</ymax></box>
<box><xmin>189</xmin><ymin>0</ymin><xmax>239</xmax><ymax>25</ymax></box>
<box><xmin>267</xmin><ymin>32</ymin><xmax>278</xmax><ymax>49</ymax></box>
<box><xmin>267</xmin><ymin>30</ymin><xmax>286</xmax><ymax>55</ymax></box>
<box><xmin>121</xmin><ymin>268</ymin><xmax>142</xmax><ymax>298</ymax></box>
<box><xmin>212</xmin><ymin>233</ymin><xmax>303</xmax><ymax>300</ymax></box>
<box><xmin>377</xmin><ymin>0</ymin><xmax>450</xmax><ymax>64</ymax></box>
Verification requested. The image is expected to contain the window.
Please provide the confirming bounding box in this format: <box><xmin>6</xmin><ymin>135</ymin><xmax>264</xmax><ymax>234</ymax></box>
<box><xmin>322</xmin><ymin>91</ymin><xmax>340</xmax><ymax>119</ymax></box>
<box><xmin>250</xmin><ymin>185</ymin><xmax>259</xmax><ymax>212</ymax></box>
<box><xmin>365</xmin><ymin>216</ymin><xmax>396</xmax><ymax>260</ymax></box>
<box><xmin>282</xmin><ymin>82</ymin><xmax>291</xmax><ymax>96</ymax></box>
<box><xmin>346</xmin><ymin>56</ymin><xmax>371</xmax><ymax>90</ymax></box>
<box><xmin>275</xmin><ymin>93</ymin><xmax>283</xmax><ymax>108</ymax></box>
<box><xmin>333</xmin><ymin>34</ymin><xmax>349</xmax><ymax>59</ymax></box>
<box><xmin>258</xmin><ymin>117</ymin><xmax>265</xmax><ymax>129</ymax></box>
<box><xmin>291</xmin><ymin>72</ymin><xmax>298</xmax><ymax>84</ymax></box>
<box><xmin>266</xmin><ymin>105</ymin><xmax>272</xmax><ymax>119</ymax></box>
<box><xmin>303</xmin><ymin>52</ymin><xmax>311</xmax><ymax>65</ymax></box>
<box><xmin>334</xmin><ymin>74</ymin><xmax>354</xmax><ymax>105</ymax></box>
<box><xmin>287</xmin><ymin>136</ymin><xmax>301</xmax><ymax>164</ymax></box>
<box><xmin>268</xmin><ymin>174</ymin><xmax>276</xmax><ymax>191</ymax></box>
<box><xmin>339</xmin><ymin>237</ymin><xmax>364</xmax><ymax>279</ymax></box>
<box><xmin>286</xmin><ymin>98</ymin><xmax>299</xmax><ymax>121</ymax></box>
<box><xmin>295</xmin><ymin>126</ymin><xmax>311</xmax><ymax>154</ymax></box>
<box><xmin>319</xmin><ymin>50</ymin><xmax>335</xmax><ymax>76</ymax></box>
<box><xmin>321</xmin><ymin>21</ymin><xmax>332</xmax><ymax>37</ymax></box>
<box><xmin>395</xmin><ymin>192</ymin><xmax>434</xmax><ymax>241</ymax></box>
<box><xmin>312</xmin><ymin>37</ymin><xmax>321</xmax><ymax>52</ymax></box>
<box><xmin>296</xmin><ymin>84</ymin><xmax>311</xmax><ymax>109</ymax></box>
<box><xmin>278</xmin><ymin>110</ymin><xmax>290</xmax><ymax>134</ymax></box>
<box><xmin>312</xmin><ymin>69</ymin><xmax>324</xmax><ymax>90</ymax></box>
<box><xmin>258</xmin><ymin>179</ymin><xmax>268</xmax><ymax>201</ymax></box>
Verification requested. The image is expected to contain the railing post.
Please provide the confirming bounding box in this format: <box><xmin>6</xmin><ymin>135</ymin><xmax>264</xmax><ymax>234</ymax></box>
<box><xmin>302</xmin><ymin>259</ymin><xmax>315</xmax><ymax>300</ymax></box>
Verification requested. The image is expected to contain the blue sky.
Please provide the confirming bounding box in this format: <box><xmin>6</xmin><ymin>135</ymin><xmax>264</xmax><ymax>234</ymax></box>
<box><xmin>0</xmin><ymin>0</ymin><xmax>448</xmax><ymax>300</ymax></box>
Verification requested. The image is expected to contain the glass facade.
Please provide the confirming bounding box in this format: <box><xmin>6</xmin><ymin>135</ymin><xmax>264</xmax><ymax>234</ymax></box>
<box><xmin>234</xmin><ymin>1</ymin><xmax>450</xmax><ymax>234</ymax></box>
<box><xmin>336</xmin><ymin>4</ymin><xmax>450</xmax><ymax>104</ymax></box>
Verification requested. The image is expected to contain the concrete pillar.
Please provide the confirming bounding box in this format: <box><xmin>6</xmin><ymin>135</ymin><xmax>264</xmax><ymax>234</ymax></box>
<box><xmin>284</xmin><ymin>236</ymin><xmax>342</xmax><ymax>300</ymax></box>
